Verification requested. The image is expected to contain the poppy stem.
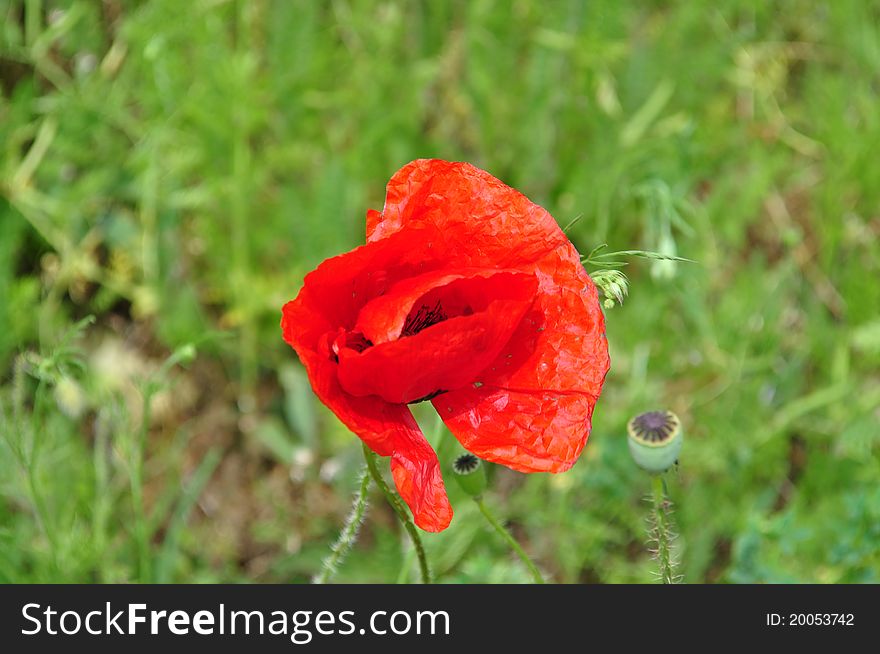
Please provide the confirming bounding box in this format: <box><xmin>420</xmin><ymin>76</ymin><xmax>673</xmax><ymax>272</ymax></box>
<box><xmin>313</xmin><ymin>467</ymin><xmax>372</xmax><ymax>584</ymax></box>
<box><xmin>474</xmin><ymin>497</ymin><xmax>544</xmax><ymax>584</ymax></box>
<box><xmin>362</xmin><ymin>443</ymin><xmax>433</xmax><ymax>584</ymax></box>
<box><xmin>650</xmin><ymin>474</ymin><xmax>677</xmax><ymax>583</ymax></box>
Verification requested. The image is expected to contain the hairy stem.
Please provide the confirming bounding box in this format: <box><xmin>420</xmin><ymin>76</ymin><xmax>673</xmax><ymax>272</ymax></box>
<box><xmin>651</xmin><ymin>475</ymin><xmax>676</xmax><ymax>583</ymax></box>
<box><xmin>313</xmin><ymin>468</ymin><xmax>372</xmax><ymax>584</ymax></box>
<box><xmin>475</xmin><ymin>497</ymin><xmax>544</xmax><ymax>584</ymax></box>
<box><xmin>362</xmin><ymin>443</ymin><xmax>432</xmax><ymax>584</ymax></box>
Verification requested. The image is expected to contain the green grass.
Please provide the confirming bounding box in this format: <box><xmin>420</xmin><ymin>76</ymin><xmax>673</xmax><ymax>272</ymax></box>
<box><xmin>1</xmin><ymin>0</ymin><xmax>878</xmax><ymax>583</ymax></box>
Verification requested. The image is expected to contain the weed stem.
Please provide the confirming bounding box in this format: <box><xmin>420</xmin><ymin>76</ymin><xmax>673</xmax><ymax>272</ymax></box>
<box><xmin>313</xmin><ymin>468</ymin><xmax>371</xmax><ymax>584</ymax></box>
<box><xmin>474</xmin><ymin>497</ymin><xmax>544</xmax><ymax>584</ymax></box>
<box><xmin>362</xmin><ymin>443</ymin><xmax>432</xmax><ymax>584</ymax></box>
<box><xmin>651</xmin><ymin>475</ymin><xmax>676</xmax><ymax>583</ymax></box>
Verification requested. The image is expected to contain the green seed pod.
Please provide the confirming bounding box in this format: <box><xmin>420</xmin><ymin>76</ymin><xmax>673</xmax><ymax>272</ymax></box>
<box><xmin>627</xmin><ymin>410</ymin><xmax>682</xmax><ymax>474</ymax></box>
<box><xmin>452</xmin><ymin>453</ymin><xmax>488</xmax><ymax>497</ymax></box>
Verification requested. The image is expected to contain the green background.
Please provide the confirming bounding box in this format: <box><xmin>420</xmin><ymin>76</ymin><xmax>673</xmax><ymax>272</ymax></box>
<box><xmin>1</xmin><ymin>0</ymin><xmax>878</xmax><ymax>583</ymax></box>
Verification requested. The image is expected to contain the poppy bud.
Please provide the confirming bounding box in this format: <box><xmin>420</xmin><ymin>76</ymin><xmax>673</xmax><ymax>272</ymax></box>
<box><xmin>452</xmin><ymin>453</ymin><xmax>488</xmax><ymax>497</ymax></box>
<box><xmin>627</xmin><ymin>410</ymin><xmax>682</xmax><ymax>474</ymax></box>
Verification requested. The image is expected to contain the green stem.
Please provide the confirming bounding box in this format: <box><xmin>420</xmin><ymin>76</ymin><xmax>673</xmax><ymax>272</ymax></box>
<box><xmin>651</xmin><ymin>475</ymin><xmax>675</xmax><ymax>584</ymax></box>
<box><xmin>475</xmin><ymin>497</ymin><xmax>544</xmax><ymax>584</ymax></box>
<box><xmin>232</xmin><ymin>0</ymin><xmax>256</xmax><ymax>416</ymax></box>
<box><xmin>395</xmin><ymin>548</ymin><xmax>417</xmax><ymax>584</ymax></box>
<box><xmin>314</xmin><ymin>468</ymin><xmax>372</xmax><ymax>584</ymax></box>
<box><xmin>362</xmin><ymin>443</ymin><xmax>432</xmax><ymax>584</ymax></box>
<box><xmin>92</xmin><ymin>416</ymin><xmax>111</xmax><ymax>579</ymax></box>
<box><xmin>131</xmin><ymin>386</ymin><xmax>153</xmax><ymax>582</ymax></box>
<box><xmin>2</xmin><ymin>369</ymin><xmax>58</xmax><ymax>577</ymax></box>
<box><xmin>29</xmin><ymin>378</ymin><xmax>58</xmax><ymax>574</ymax></box>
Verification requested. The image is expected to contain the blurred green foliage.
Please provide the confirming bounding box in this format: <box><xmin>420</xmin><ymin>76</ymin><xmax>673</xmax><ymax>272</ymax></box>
<box><xmin>1</xmin><ymin>0</ymin><xmax>878</xmax><ymax>583</ymax></box>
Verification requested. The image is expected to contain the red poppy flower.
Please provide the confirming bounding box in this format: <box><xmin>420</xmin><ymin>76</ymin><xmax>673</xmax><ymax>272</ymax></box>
<box><xmin>281</xmin><ymin>159</ymin><xmax>610</xmax><ymax>532</ymax></box>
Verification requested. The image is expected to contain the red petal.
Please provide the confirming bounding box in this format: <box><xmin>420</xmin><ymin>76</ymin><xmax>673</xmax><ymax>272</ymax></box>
<box><xmin>281</xmin><ymin>323</ymin><xmax>452</xmax><ymax>532</ymax></box>
<box><xmin>433</xmin><ymin>262</ymin><xmax>608</xmax><ymax>472</ymax></box>
<box><xmin>368</xmin><ymin>159</ymin><xmax>610</xmax><ymax>472</ymax></box>
<box><xmin>336</xmin><ymin>269</ymin><xmax>537</xmax><ymax>404</ymax></box>
<box><xmin>293</xmin><ymin>222</ymin><xmax>454</xmax><ymax>335</ymax></box>
<box><xmin>354</xmin><ymin>267</ymin><xmax>527</xmax><ymax>344</ymax></box>
<box><xmin>281</xmin><ymin>242</ymin><xmax>453</xmax><ymax>532</ymax></box>
<box><xmin>390</xmin><ymin>432</ymin><xmax>453</xmax><ymax>533</ymax></box>
<box><xmin>367</xmin><ymin>159</ymin><xmax>568</xmax><ymax>270</ymax></box>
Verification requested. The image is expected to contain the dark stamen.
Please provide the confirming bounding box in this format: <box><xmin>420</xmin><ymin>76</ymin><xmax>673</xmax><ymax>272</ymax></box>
<box><xmin>330</xmin><ymin>331</ymin><xmax>373</xmax><ymax>363</ymax></box>
<box><xmin>402</xmin><ymin>300</ymin><xmax>447</xmax><ymax>337</ymax></box>
<box><xmin>344</xmin><ymin>332</ymin><xmax>373</xmax><ymax>353</ymax></box>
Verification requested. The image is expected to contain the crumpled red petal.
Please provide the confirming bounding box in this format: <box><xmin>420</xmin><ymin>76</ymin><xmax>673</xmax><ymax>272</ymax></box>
<box><xmin>337</xmin><ymin>268</ymin><xmax>538</xmax><ymax>403</ymax></box>
<box><xmin>354</xmin><ymin>267</ymin><xmax>529</xmax><ymax>344</ymax></box>
<box><xmin>368</xmin><ymin>159</ymin><xmax>610</xmax><ymax>473</ymax></box>
<box><xmin>367</xmin><ymin>159</ymin><xmax>567</xmax><ymax>270</ymax></box>
<box><xmin>281</xmin><ymin>234</ymin><xmax>453</xmax><ymax>532</ymax></box>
